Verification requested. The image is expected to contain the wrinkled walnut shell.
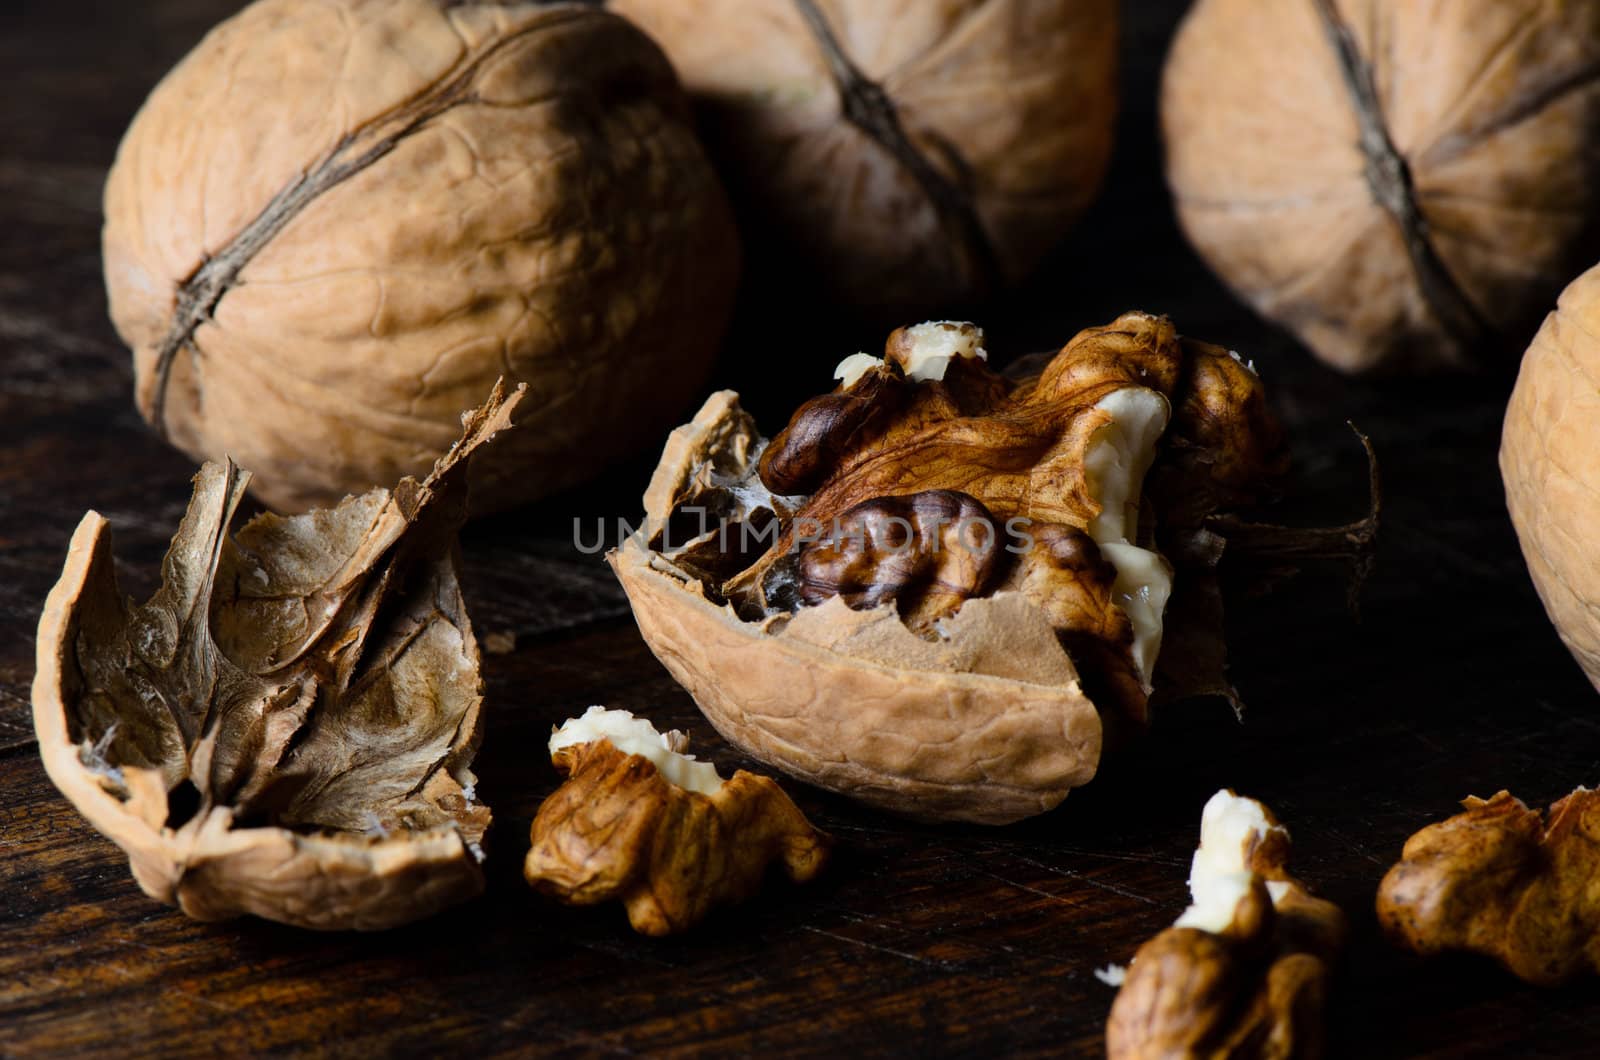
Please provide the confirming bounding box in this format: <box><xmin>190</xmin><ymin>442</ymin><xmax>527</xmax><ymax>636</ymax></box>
<box><xmin>611</xmin><ymin>0</ymin><xmax>1117</xmax><ymax>318</ymax></box>
<box><xmin>1163</xmin><ymin>0</ymin><xmax>1600</xmax><ymax>373</ymax></box>
<box><xmin>30</xmin><ymin>387</ymin><xmax>519</xmax><ymax>929</ymax></box>
<box><xmin>105</xmin><ymin>0</ymin><xmax>739</xmax><ymax>513</ymax></box>
<box><xmin>1502</xmin><ymin>266</ymin><xmax>1600</xmax><ymax>693</ymax></box>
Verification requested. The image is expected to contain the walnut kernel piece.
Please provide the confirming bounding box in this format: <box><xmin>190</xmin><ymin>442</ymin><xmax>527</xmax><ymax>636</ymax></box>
<box><xmin>1106</xmin><ymin>791</ymin><xmax>1345</xmax><ymax>1060</ymax></box>
<box><xmin>736</xmin><ymin>313</ymin><xmax>1270</xmax><ymax>722</ymax></box>
<box><xmin>797</xmin><ymin>490</ymin><xmax>1002</xmax><ymax>634</ymax></box>
<box><xmin>1378</xmin><ymin>788</ymin><xmax>1600</xmax><ymax>986</ymax></box>
<box><xmin>525</xmin><ymin>707</ymin><xmax>830</xmax><ymax>935</ymax></box>
<box><xmin>1081</xmin><ymin>387</ymin><xmax>1174</xmax><ymax>687</ymax></box>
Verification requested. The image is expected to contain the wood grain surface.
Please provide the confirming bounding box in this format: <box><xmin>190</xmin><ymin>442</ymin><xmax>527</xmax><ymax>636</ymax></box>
<box><xmin>3</xmin><ymin>1</ymin><xmax>1598</xmax><ymax>1056</ymax></box>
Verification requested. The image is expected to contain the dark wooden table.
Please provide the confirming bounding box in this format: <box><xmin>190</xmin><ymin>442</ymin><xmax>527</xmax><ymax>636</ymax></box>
<box><xmin>4</xmin><ymin>1</ymin><xmax>1598</xmax><ymax>1056</ymax></box>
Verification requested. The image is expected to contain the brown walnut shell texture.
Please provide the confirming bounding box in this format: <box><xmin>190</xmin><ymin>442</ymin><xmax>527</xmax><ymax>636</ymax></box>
<box><xmin>1378</xmin><ymin>789</ymin><xmax>1600</xmax><ymax>986</ymax></box>
<box><xmin>104</xmin><ymin>0</ymin><xmax>739</xmax><ymax>514</ymax></box>
<box><xmin>610</xmin><ymin>0</ymin><xmax>1118</xmax><ymax>318</ymax></box>
<box><xmin>1501</xmin><ymin>265</ymin><xmax>1600</xmax><ymax>693</ymax></box>
<box><xmin>525</xmin><ymin>737</ymin><xmax>830</xmax><ymax>935</ymax></box>
<box><xmin>1163</xmin><ymin>0</ymin><xmax>1600</xmax><ymax>373</ymax></box>
<box><xmin>31</xmin><ymin>386</ymin><xmax>520</xmax><ymax>930</ymax></box>
<box><xmin>613</xmin><ymin>531</ymin><xmax>1100</xmax><ymax>827</ymax></box>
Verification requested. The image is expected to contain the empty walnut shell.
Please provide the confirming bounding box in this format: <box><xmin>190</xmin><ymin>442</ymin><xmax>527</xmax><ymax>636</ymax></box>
<box><xmin>104</xmin><ymin>0</ymin><xmax>739</xmax><ymax>513</ymax></box>
<box><xmin>1502</xmin><ymin>265</ymin><xmax>1600</xmax><ymax>692</ymax></box>
<box><xmin>610</xmin><ymin>0</ymin><xmax>1117</xmax><ymax>319</ymax></box>
<box><xmin>29</xmin><ymin>387</ymin><xmax>519</xmax><ymax>929</ymax></box>
<box><xmin>1163</xmin><ymin>0</ymin><xmax>1600</xmax><ymax>373</ymax></box>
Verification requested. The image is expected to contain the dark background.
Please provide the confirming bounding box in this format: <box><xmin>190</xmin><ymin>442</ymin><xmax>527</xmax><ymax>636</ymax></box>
<box><xmin>3</xmin><ymin>1</ymin><xmax>1597</xmax><ymax>1056</ymax></box>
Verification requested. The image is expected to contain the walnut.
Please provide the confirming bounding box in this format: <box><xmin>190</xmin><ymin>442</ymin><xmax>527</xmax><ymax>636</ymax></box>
<box><xmin>610</xmin><ymin>314</ymin><xmax>1297</xmax><ymax>824</ymax></box>
<box><xmin>524</xmin><ymin>707</ymin><xmax>830</xmax><ymax>935</ymax></box>
<box><xmin>796</xmin><ymin>490</ymin><xmax>1003</xmax><ymax>632</ymax></box>
<box><xmin>30</xmin><ymin>385</ymin><xmax>521</xmax><ymax>930</ymax></box>
<box><xmin>609</xmin><ymin>0</ymin><xmax>1117</xmax><ymax>319</ymax></box>
<box><xmin>1378</xmin><ymin>788</ymin><xmax>1600</xmax><ymax>985</ymax></box>
<box><xmin>1003</xmin><ymin>524</ymin><xmax>1144</xmax><ymax>725</ymax></box>
<box><xmin>1502</xmin><ymin>267</ymin><xmax>1600</xmax><ymax>693</ymax></box>
<box><xmin>1162</xmin><ymin>0</ymin><xmax>1600</xmax><ymax>373</ymax></box>
<box><xmin>1106</xmin><ymin>791</ymin><xmax>1346</xmax><ymax>1060</ymax></box>
<box><xmin>103</xmin><ymin>0</ymin><xmax>738</xmax><ymax>514</ymax></box>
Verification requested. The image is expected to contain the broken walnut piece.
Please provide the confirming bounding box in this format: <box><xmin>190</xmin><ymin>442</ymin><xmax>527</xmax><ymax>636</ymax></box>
<box><xmin>524</xmin><ymin>707</ymin><xmax>830</xmax><ymax>935</ymax></box>
<box><xmin>31</xmin><ymin>383</ymin><xmax>522</xmax><ymax>930</ymax></box>
<box><xmin>1106</xmin><ymin>790</ymin><xmax>1345</xmax><ymax>1060</ymax></box>
<box><xmin>1378</xmin><ymin>788</ymin><xmax>1600</xmax><ymax>986</ymax></box>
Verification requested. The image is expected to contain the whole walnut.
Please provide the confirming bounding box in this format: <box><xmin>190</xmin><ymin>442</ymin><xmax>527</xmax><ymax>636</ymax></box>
<box><xmin>104</xmin><ymin>0</ymin><xmax>739</xmax><ymax>513</ymax></box>
<box><xmin>609</xmin><ymin>0</ymin><xmax>1118</xmax><ymax>319</ymax></box>
<box><xmin>1162</xmin><ymin>0</ymin><xmax>1600</xmax><ymax>374</ymax></box>
<box><xmin>1502</xmin><ymin>265</ymin><xmax>1600</xmax><ymax>693</ymax></box>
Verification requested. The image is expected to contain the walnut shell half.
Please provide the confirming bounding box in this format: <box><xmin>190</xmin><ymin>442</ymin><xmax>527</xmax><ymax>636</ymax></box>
<box><xmin>613</xmin><ymin>531</ymin><xmax>1100</xmax><ymax>826</ymax></box>
<box><xmin>30</xmin><ymin>386</ymin><xmax>519</xmax><ymax>929</ymax></box>
<box><xmin>105</xmin><ymin>0</ymin><xmax>739</xmax><ymax>513</ymax></box>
